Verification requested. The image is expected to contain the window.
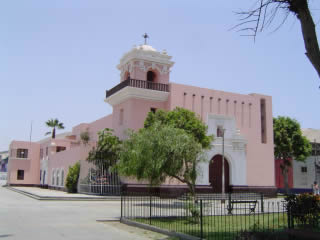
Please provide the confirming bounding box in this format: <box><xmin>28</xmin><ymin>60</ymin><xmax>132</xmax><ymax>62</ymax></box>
<box><xmin>119</xmin><ymin>109</ymin><xmax>124</xmax><ymax>125</ymax></box>
<box><xmin>61</xmin><ymin>169</ymin><xmax>64</xmax><ymax>186</ymax></box>
<box><xmin>312</xmin><ymin>143</ymin><xmax>320</xmax><ymax>156</ymax></box>
<box><xmin>56</xmin><ymin>146</ymin><xmax>66</xmax><ymax>153</ymax></box>
<box><xmin>147</xmin><ymin>71</ymin><xmax>155</xmax><ymax>82</ymax></box>
<box><xmin>301</xmin><ymin>167</ymin><xmax>307</xmax><ymax>173</ymax></box>
<box><xmin>40</xmin><ymin>148</ymin><xmax>43</xmax><ymax>158</ymax></box>
<box><xmin>43</xmin><ymin>171</ymin><xmax>46</xmax><ymax>184</ymax></box>
<box><xmin>260</xmin><ymin>99</ymin><xmax>267</xmax><ymax>143</ymax></box>
<box><xmin>46</xmin><ymin>147</ymin><xmax>48</xmax><ymax>156</ymax></box>
<box><xmin>17</xmin><ymin>149</ymin><xmax>28</xmax><ymax>158</ymax></box>
<box><xmin>17</xmin><ymin>170</ymin><xmax>24</xmax><ymax>180</ymax></box>
<box><xmin>150</xmin><ymin>108</ymin><xmax>157</xmax><ymax>114</ymax></box>
<box><xmin>56</xmin><ymin>170</ymin><xmax>60</xmax><ymax>186</ymax></box>
<box><xmin>52</xmin><ymin>170</ymin><xmax>55</xmax><ymax>185</ymax></box>
<box><xmin>40</xmin><ymin>170</ymin><xmax>42</xmax><ymax>181</ymax></box>
<box><xmin>217</xmin><ymin>126</ymin><xmax>224</xmax><ymax>138</ymax></box>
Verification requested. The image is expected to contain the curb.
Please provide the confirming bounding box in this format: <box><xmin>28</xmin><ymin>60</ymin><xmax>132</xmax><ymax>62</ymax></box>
<box><xmin>120</xmin><ymin>218</ymin><xmax>201</xmax><ymax>240</ymax></box>
<box><xmin>5</xmin><ymin>187</ymin><xmax>121</xmax><ymax>201</ymax></box>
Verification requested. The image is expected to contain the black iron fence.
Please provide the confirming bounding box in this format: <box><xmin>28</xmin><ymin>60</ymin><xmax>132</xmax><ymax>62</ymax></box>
<box><xmin>121</xmin><ymin>192</ymin><xmax>320</xmax><ymax>240</ymax></box>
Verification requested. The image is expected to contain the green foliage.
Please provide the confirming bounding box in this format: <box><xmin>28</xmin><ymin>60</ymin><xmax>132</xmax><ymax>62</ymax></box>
<box><xmin>185</xmin><ymin>199</ymin><xmax>200</xmax><ymax>223</ymax></box>
<box><xmin>144</xmin><ymin>107</ymin><xmax>213</xmax><ymax>149</ymax></box>
<box><xmin>80</xmin><ymin>129</ymin><xmax>90</xmax><ymax>145</ymax></box>
<box><xmin>273</xmin><ymin>116</ymin><xmax>312</xmax><ymax>162</ymax></box>
<box><xmin>285</xmin><ymin>193</ymin><xmax>320</xmax><ymax>228</ymax></box>
<box><xmin>274</xmin><ymin>116</ymin><xmax>311</xmax><ymax>193</ymax></box>
<box><xmin>45</xmin><ymin>118</ymin><xmax>65</xmax><ymax>139</ymax></box>
<box><xmin>65</xmin><ymin>162</ymin><xmax>80</xmax><ymax>193</ymax></box>
<box><xmin>117</xmin><ymin>123</ymin><xmax>205</xmax><ymax>196</ymax></box>
<box><xmin>87</xmin><ymin>128</ymin><xmax>121</xmax><ymax>171</ymax></box>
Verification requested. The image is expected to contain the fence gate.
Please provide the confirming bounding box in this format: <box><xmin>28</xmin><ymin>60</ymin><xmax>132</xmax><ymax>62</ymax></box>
<box><xmin>79</xmin><ymin>165</ymin><xmax>121</xmax><ymax>196</ymax></box>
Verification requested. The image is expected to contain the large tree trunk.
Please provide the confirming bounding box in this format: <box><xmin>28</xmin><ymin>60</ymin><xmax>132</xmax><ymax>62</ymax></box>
<box><xmin>291</xmin><ymin>0</ymin><xmax>320</xmax><ymax>78</ymax></box>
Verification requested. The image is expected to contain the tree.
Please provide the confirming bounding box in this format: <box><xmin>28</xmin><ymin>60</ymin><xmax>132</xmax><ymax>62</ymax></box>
<box><xmin>65</xmin><ymin>162</ymin><xmax>80</xmax><ymax>193</ymax></box>
<box><xmin>273</xmin><ymin>116</ymin><xmax>312</xmax><ymax>193</ymax></box>
<box><xmin>117</xmin><ymin>123</ymin><xmax>205</xmax><ymax>198</ymax></box>
<box><xmin>87</xmin><ymin>128</ymin><xmax>121</xmax><ymax>172</ymax></box>
<box><xmin>45</xmin><ymin>118</ymin><xmax>65</xmax><ymax>139</ymax></box>
<box><xmin>144</xmin><ymin>107</ymin><xmax>213</xmax><ymax>149</ymax></box>
<box><xmin>235</xmin><ymin>0</ymin><xmax>320</xmax><ymax>80</ymax></box>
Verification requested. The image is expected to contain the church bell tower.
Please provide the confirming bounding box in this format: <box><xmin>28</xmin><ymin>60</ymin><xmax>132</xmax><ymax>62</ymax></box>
<box><xmin>105</xmin><ymin>35</ymin><xmax>174</xmax><ymax>138</ymax></box>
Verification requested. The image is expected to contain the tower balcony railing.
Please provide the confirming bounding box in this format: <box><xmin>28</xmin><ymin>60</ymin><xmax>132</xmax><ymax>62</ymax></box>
<box><xmin>106</xmin><ymin>78</ymin><xmax>169</xmax><ymax>98</ymax></box>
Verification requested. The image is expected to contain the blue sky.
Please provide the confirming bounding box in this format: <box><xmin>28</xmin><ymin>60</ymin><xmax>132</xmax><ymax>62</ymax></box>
<box><xmin>1</xmin><ymin>0</ymin><xmax>320</xmax><ymax>151</ymax></box>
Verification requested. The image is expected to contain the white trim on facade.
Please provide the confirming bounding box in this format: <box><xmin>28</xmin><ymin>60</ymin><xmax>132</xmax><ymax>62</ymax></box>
<box><xmin>196</xmin><ymin>114</ymin><xmax>248</xmax><ymax>186</ymax></box>
<box><xmin>105</xmin><ymin>86</ymin><xmax>169</xmax><ymax>106</ymax></box>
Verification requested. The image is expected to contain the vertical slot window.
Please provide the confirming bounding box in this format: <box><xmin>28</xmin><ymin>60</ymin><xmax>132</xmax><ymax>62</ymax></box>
<box><xmin>260</xmin><ymin>99</ymin><xmax>267</xmax><ymax>143</ymax></box>
<box><xmin>119</xmin><ymin>109</ymin><xmax>124</xmax><ymax>126</ymax></box>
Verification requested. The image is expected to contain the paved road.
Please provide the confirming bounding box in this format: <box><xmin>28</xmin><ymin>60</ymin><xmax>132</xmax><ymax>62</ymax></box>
<box><xmin>0</xmin><ymin>187</ymin><xmax>166</xmax><ymax>240</ymax></box>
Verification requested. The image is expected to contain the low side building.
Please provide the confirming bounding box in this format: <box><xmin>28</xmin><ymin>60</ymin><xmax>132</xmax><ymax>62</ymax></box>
<box><xmin>7</xmin><ymin>115</ymin><xmax>112</xmax><ymax>191</ymax></box>
<box><xmin>292</xmin><ymin>128</ymin><xmax>320</xmax><ymax>193</ymax></box>
<box><xmin>275</xmin><ymin>128</ymin><xmax>320</xmax><ymax>194</ymax></box>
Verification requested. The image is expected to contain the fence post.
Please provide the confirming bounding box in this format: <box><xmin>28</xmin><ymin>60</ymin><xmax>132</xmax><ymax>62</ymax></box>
<box><xmin>120</xmin><ymin>191</ymin><xmax>123</xmax><ymax>220</ymax></box>
<box><xmin>227</xmin><ymin>192</ymin><xmax>232</xmax><ymax>214</ymax></box>
<box><xmin>149</xmin><ymin>194</ymin><xmax>152</xmax><ymax>225</ymax></box>
<box><xmin>200</xmin><ymin>199</ymin><xmax>203</xmax><ymax>239</ymax></box>
<box><xmin>260</xmin><ymin>193</ymin><xmax>264</xmax><ymax>213</ymax></box>
<box><xmin>287</xmin><ymin>206</ymin><xmax>291</xmax><ymax>229</ymax></box>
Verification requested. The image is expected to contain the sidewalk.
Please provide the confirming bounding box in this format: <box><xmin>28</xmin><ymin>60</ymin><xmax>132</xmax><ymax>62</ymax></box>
<box><xmin>5</xmin><ymin>186</ymin><xmax>120</xmax><ymax>201</ymax></box>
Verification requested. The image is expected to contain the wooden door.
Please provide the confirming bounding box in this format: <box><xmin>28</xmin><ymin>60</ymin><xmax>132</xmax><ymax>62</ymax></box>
<box><xmin>209</xmin><ymin>155</ymin><xmax>230</xmax><ymax>193</ymax></box>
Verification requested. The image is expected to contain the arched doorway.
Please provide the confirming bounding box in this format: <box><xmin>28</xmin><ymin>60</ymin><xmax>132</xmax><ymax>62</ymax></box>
<box><xmin>209</xmin><ymin>155</ymin><xmax>230</xmax><ymax>193</ymax></box>
<box><xmin>147</xmin><ymin>71</ymin><xmax>155</xmax><ymax>82</ymax></box>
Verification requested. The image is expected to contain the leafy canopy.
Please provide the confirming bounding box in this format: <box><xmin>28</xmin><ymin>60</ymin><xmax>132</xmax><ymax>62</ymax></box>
<box><xmin>117</xmin><ymin>123</ymin><xmax>205</xmax><ymax>194</ymax></box>
<box><xmin>45</xmin><ymin>118</ymin><xmax>65</xmax><ymax>139</ymax></box>
<box><xmin>87</xmin><ymin>128</ymin><xmax>121</xmax><ymax>171</ymax></box>
<box><xmin>144</xmin><ymin>107</ymin><xmax>213</xmax><ymax>149</ymax></box>
<box><xmin>274</xmin><ymin>116</ymin><xmax>311</xmax><ymax>162</ymax></box>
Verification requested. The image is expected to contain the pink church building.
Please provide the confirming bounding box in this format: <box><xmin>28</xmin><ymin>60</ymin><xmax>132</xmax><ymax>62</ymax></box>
<box><xmin>7</xmin><ymin>42</ymin><xmax>276</xmax><ymax>195</ymax></box>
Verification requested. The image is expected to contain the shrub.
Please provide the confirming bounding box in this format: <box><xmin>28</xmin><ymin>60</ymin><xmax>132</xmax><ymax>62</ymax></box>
<box><xmin>285</xmin><ymin>193</ymin><xmax>320</xmax><ymax>228</ymax></box>
<box><xmin>65</xmin><ymin>162</ymin><xmax>80</xmax><ymax>193</ymax></box>
<box><xmin>80</xmin><ymin>130</ymin><xmax>90</xmax><ymax>145</ymax></box>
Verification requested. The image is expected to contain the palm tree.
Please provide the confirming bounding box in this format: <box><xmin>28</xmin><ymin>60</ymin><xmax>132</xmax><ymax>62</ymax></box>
<box><xmin>45</xmin><ymin>119</ymin><xmax>65</xmax><ymax>139</ymax></box>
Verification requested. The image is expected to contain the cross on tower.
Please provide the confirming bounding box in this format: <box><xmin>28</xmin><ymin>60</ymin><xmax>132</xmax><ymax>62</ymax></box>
<box><xmin>142</xmin><ymin>33</ymin><xmax>149</xmax><ymax>45</ymax></box>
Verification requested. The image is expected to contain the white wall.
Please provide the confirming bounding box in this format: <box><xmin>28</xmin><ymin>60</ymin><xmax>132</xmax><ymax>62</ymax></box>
<box><xmin>293</xmin><ymin>156</ymin><xmax>320</xmax><ymax>189</ymax></box>
<box><xmin>196</xmin><ymin>114</ymin><xmax>247</xmax><ymax>186</ymax></box>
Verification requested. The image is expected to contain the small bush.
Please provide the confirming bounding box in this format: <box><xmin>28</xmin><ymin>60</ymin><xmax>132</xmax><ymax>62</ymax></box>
<box><xmin>285</xmin><ymin>193</ymin><xmax>320</xmax><ymax>228</ymax></box>
<box><xmin>65</xmin><ymin>162</ymin><xmax>80</xmax><ymax>193</ymax></box>
<box><xmin>80</xmin><ymin>130</ymin><xmax>90</xmax><ymax>145</ymax></box>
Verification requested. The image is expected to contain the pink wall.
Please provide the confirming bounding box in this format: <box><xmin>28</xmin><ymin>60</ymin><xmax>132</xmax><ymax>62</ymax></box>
<box><xmin>46</xmin><ymin>115</ymin><xmax>113</xmax><ymax>186</ymax></box>
<box><xmin>8</xmin><ymin>141</ymin><xmax>40</xmax><ymax>185</ymax></box>
<box><xmin>88</xmin><ymin>114</ymin><xmax>113</xmax><ymax>141</ymax></box>
<box><xmin>48</xmin><ymin>144</ymin><xmax>92</xmax><ymax>186</ymax></box>
<box><xmin>129</xmin><ymin>63</ymin><xmax>169</xmax><ymax>84</ymax></box>
<box><xmin>112</xmin><ymin>98</ymin><xmax>167</xmax><ymax>139</ymax></box>
<box><xmin>39</xmin><ymin>138</ymin><xmax>72</xmax><ymax>161</ymax></box>
<box><xmin>168</xmin><ymin>83</ymin><xmax>275</xmax><ymax>187</ymax></box>
<box><xmin>71</xmin><ymin>115</ymin><xmax>112</xmax><ymax>142</ymax></box>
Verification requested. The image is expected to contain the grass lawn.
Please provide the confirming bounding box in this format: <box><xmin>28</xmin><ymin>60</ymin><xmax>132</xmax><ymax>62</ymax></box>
<box><xmin>135</xmin><ymin>213</ymin><xmax>288</xmax><ymax>240</ymax></box>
